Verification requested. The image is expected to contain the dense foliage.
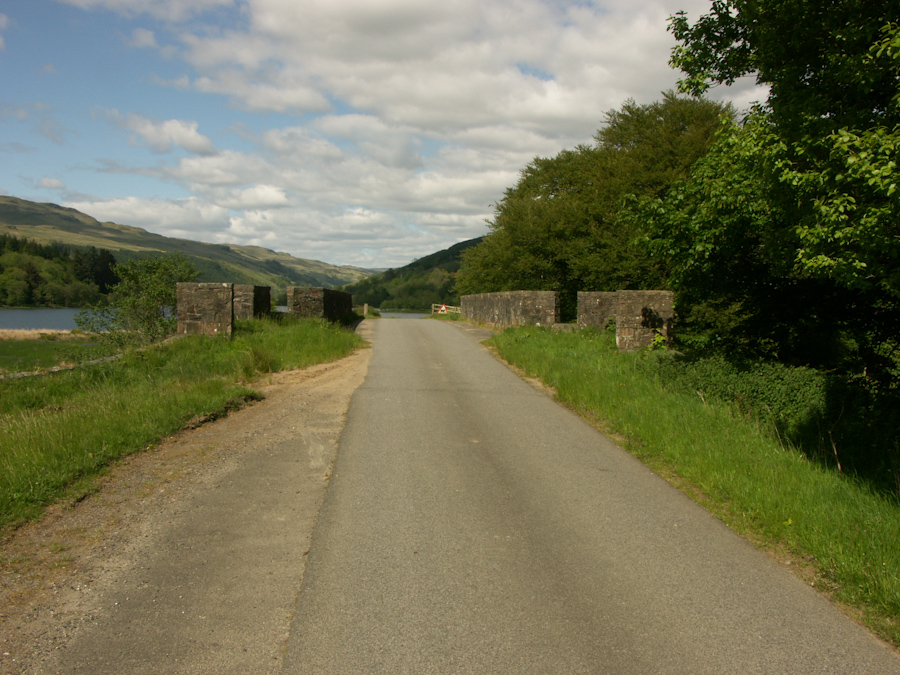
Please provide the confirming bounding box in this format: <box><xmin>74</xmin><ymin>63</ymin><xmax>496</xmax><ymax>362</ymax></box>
<box><xmin>659</xmin><ymin>2</ymin><xmax>900</xmax><ymax>368</ymax></box>
<box><xmin>342</xmin><ymin>237</ymin><xmax>482</xmax><ymax>310</ymax></box>
<box><xmin>456</xmin><ymin>93</ymin><xmax>734</xmax><ymax>320</ymax></box>
<box><xmin>0</xmin><ymin>234</ymin><xmax>118</xmax><ymax>307</ymax></box>
<box><xmin>76</xmin><ymin>252</ymin><xmax>199</xmax><ymax>345</ymax></box>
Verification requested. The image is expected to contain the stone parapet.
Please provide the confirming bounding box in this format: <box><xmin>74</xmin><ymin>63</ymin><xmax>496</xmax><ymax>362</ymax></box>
<box><xmin>286</xmin><ymin>287</ymin><xmax>354</xmax><ymax>323</ymax></box>
<box><xmin>578</xmin><ymin>290</ymin><xmax>673</xmax><ymax>350</ymax></box>
<box><xmin>176</xmin><ymin>282</ymin><xmax>234</xmax><ymax>337</ymax></box>
<box><xmin>234</xmin><ymin>284</ymin><xmax>271</xmax><ymax>320</ymax></box>
<box><xmin>577</xmin><ymin>291</ymin><xmax>619</xmax><ymax>330</ymax></box>
<box><xmin>460</xmin><ymin>291</ymin><xmax>559</xmax><ymax>328</ymax></box>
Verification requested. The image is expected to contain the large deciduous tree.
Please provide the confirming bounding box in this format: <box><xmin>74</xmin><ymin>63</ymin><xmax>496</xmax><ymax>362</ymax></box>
<box><xmin>668</xmin><ymin>2</ymin><xmax>900</xmax><ymax>300</ymax></box>
<box><xmin>649</xmin><ymin>0</ymin><xmax>900</xmax><ymax>385</ymax></box>
<box><xmin>456</xmin><ymin>92</ymin><xmax>732</xmax><ymax>320</ymax></box>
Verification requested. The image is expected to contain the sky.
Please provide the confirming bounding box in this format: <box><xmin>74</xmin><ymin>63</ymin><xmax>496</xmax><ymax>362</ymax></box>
<box><xmin>0</xmin><ymin>0</ymin><xmax>763</xmax><ymax>269</ymax></box>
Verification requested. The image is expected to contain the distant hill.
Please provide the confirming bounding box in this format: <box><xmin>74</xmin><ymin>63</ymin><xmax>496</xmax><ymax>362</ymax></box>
<box><xmin>0</xmin><ymin>196</ymin><xmax>372</xmax><ymax>299</ymax></box>
<box><xmin>341</xmin><ymin>237</ymin><xmax>484</xmax><ymax>310</ymax></box>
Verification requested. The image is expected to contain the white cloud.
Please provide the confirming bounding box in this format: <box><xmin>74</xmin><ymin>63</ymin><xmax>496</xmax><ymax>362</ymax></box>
<box><xmin>40</xmin><ymin>0</ymin><xmax>758</xmax><ymax>267</ymax></box>
<box><xmin>128</xmin><ymin>27</ymin><xmax>158</xmax><ymax>49</ymax></box>
<box><xmin>168</xmin><ymin>150</ymin><xmax>270</xmax><ymax>187</ymax></box>
<box><xmin>103</xmin><ymin>110</ymin><xmax>217</xmax><ymax>155</ymax></box>
<box><xmin>65</xmin><ymin>196</ymin><xmax>232</xmax><ymax>239</ymax></box>
<box><xmin>192</xmin><ymin>70</ymin><xmax>332</xmax><ymax>114</ymax></box>
<box><xmin>217</xmin><ymin>184</ymin><xmax>289</xmax><ymax>209</ymax></box>
<box><xmin>0</xmin><ymin>14</ymin><xmax>9</xmax><ymax>50</ymax></box>
<box><xmin>38</xmin><ymin>177</ymin><xmax>66</xmax><ymax>190</ymax></box>
<box><xmin>173</xmin><ymin>0</ymin><xmax>707</xmax><ymax>137</ymax></box>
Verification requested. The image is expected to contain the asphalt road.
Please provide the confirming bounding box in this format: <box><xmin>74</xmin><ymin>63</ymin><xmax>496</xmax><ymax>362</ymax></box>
<box><xmin>282</xmin><ymin>318</ymin><xmax>900</xmax><ymax>674</ymax></box>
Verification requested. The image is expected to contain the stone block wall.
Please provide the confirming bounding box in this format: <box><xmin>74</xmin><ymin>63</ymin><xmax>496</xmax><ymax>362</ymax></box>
<box><xmin>234</xmin><ymin>284</ymin><xmax>271</xmax><ymax>320</ymax></box>
<box><xmin>577</xmin><ymin>291</ymin><xmax>619</xmax><ymax>330</ymax></box>
<box><xmin>286</xmin><ymin>287</ymin><xmax>354</xmax><ymax>323</ymax></box>
<box><xmin>578</xmin><ymin>290</ymin><xmax>673</xmax><ymax>351</ymax></box>
<box><xmin>176</xmin><ymin>282</ymin><xmax>234</xmax><ymax>337</ymax></box>
<box><xmin>460</xmin><ymin>291</ymin><xmax>559</xmax><ymax>328</ymax></box>
<box><xmin>615</xmin><ymin>290</ymin><xmax>673</xmax><ymax>351</ymax></box>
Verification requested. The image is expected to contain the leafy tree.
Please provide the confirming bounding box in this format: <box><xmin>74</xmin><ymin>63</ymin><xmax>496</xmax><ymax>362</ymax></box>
<box><xmin>670</xmin><ymin>2</ymin><xmax>898</xmax><ymax>135</ymax></box>
<box><xmin>21</xmin><ymin>261</ymin><xmax>44</xmax><ymax>306</ymax></box>
<box><xmin>76</xmin><ymin>252</ymin><xmax>198</xmax><ymax>345</ymax></box>
<box><xmin>0</xmin><ymin>235</ymin><xmax>117</xmax><ymax>307</ymax></box>
<box><xmin>654</xmin><ymin>2</ymin><xmax>900</xmax><ymax>385</ymax></box>
<box><xmin>73</xmin><ymin>247</ymin><xmax>119</xmax><ymax>293</ymax></box>
<box><xmin>669</xmin><ymin>3</ymin><xmax>900</xmax><ymax>300</ymax></box>
<box><xmin>456</xmin><ymin>93</ymin><xmax>732</xmax><ymax>319</ymax></box>
<box><xmin>637</xmin><ymin>116</ymin><xmax>899</xmax><ymax>371</ymax></box>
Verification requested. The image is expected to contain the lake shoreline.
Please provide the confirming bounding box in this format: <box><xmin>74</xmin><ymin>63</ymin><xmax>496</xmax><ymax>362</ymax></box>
<box><xmin>0</xmin><ymin>328</ymin><xmax>74</xmax><ymax>340</ymax></box>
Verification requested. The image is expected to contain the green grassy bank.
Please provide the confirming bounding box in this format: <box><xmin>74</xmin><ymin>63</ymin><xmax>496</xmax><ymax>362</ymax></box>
<box><xmin>491</xmin><ymin>326</ymin><xmax>900</xmax><ymax>647</ymax></box>
<box><xmin>0</xmin><ymin>316</ymin><xmax>364</xmax><ymax>530</ymax></box>
<box><xmin>0</xmin><ymin>333</ymin><xmax>117</xmax><ymax>375</ymax></box>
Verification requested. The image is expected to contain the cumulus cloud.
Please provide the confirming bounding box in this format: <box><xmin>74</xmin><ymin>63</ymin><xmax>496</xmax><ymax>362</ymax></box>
<box><xmin>44</xmin><ymin>0</ymin><xmax>755</xmax><ymax>267</ymax></box>
<box><xmin>65</xmin><ymin>196</ymin><xmax>232</xmax><ymax>239</ymax></box>
<box><xmin>175</xmin><ymin>0</ymin><xmax>713</xmax><ymax>137</ymax></box>
<box><xmin>217</xmin><ymin>184</ymin><xmax>289</xmax><ymax>209</ymax></box>
<box><xmin>38</xmin><ymin>177</ymin><xmax>66</xmax><ymax>190</ymax></box>
<box><xmin>103</xmin><ymin>110</ymin><xmax>217</xmax><ymax>155</ymax></box>
<box><xmin>0</xmin><ymin>14</ymin><xmax>9</xmax><ymax>50</ymax></box>
<box><xmin>128</xmin><ymin>27</ymin><xmax>158</xmax><ymax>49</ymax></box>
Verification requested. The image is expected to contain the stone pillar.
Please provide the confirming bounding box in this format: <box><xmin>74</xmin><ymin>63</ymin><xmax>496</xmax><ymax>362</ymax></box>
<box><xmin>176</xmin><ymin>282</ymin><xmax>234</xmax><ymax>337</ymax></box>
<box><xmin>286</xmin><ymin>287</ymin><xmax>354</xmax><ymax>323</ymax></box>
<box><xmin>615</xmin><ymin>290</ymin><xmax>673</xmax><ymax>351</ymax></box>
<box><xmin>234</xmin><ymin>285</ymin><xmax>271</xmax><ymax>320</ymax></box>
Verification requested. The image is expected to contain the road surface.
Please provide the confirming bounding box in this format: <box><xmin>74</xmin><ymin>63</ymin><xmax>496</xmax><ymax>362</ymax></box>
<box><xmin>283</xmin><ymin>319</ymin><xmax>900</xmax><ymax>674</ymax></box>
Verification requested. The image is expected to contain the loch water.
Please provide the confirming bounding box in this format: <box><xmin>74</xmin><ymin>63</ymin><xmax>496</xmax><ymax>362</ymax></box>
<box><xmin>0</xmin><ymin>308</ymin><xmax>82</xmax><ymax>331</ymax></box>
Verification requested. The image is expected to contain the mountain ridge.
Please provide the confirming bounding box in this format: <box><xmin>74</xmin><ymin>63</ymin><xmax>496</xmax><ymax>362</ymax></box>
<box><xmin>0</xmin><ymin>196</ymin><xmax>372</xmax><ymax>294</ymax></box>
<box><xmin>341</xmin><ymin>236</ymin><xmax>483</xmax><ymax>310</ymax></box>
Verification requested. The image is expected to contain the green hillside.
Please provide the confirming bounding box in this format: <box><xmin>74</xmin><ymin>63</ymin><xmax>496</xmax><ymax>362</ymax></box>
<box><xmin>341</xmin><ymin>237</ymin><xmax>483</xmax><ymax>310</ymax></box>
<box><xmin>0</xmin><ymin>197</ymin><xmax>371</xmax><ymax>298</ymax></box>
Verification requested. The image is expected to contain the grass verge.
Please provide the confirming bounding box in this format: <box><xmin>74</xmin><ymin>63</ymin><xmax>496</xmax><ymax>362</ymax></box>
<box><xmin>0</xmin><ymin>316</ymin><xmax>364</xmax><ymax>530</ymax></box>
<box><xmin>490</xmin><ymin>325</ymin><xmax>900</xmax><ymax>647</ymax></box>
<box><xmin>0</xmin><ymin>332</ymin><xmax>117</xmax><ymax>375</ymax></box>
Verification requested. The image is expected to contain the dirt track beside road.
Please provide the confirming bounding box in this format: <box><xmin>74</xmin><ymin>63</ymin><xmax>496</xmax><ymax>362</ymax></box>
<box><xmin>0</xmin><ymin>325</ymin><xmax>372</xmax><ymax>674</ymax></box>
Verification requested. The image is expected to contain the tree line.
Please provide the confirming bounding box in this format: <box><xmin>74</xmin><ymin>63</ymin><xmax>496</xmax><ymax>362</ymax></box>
<box><xmin>456</xmin><ymin>0</ymin><xmax>900</xmax><ymax>489</ymax></box>
<box><xmin>0</xmin><ymin>234</ymin><xmax>119</xmax><ymax>307</ymax></box>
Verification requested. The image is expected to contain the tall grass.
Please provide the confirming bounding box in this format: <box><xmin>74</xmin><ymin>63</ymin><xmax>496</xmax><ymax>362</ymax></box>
<box><xmin>491</xmin><ymin>326</ymin><xmax>900</xmax><ymax>646</ymax></box>
<box><xmin>0</xmin><ymin>316</ymin><xmax>363</xmax><ymax>529</ymax></box>
<box><xmin>0</xmin><ymin>334</ymin><xmax>117</xmax><ymax>375</ymax></box>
